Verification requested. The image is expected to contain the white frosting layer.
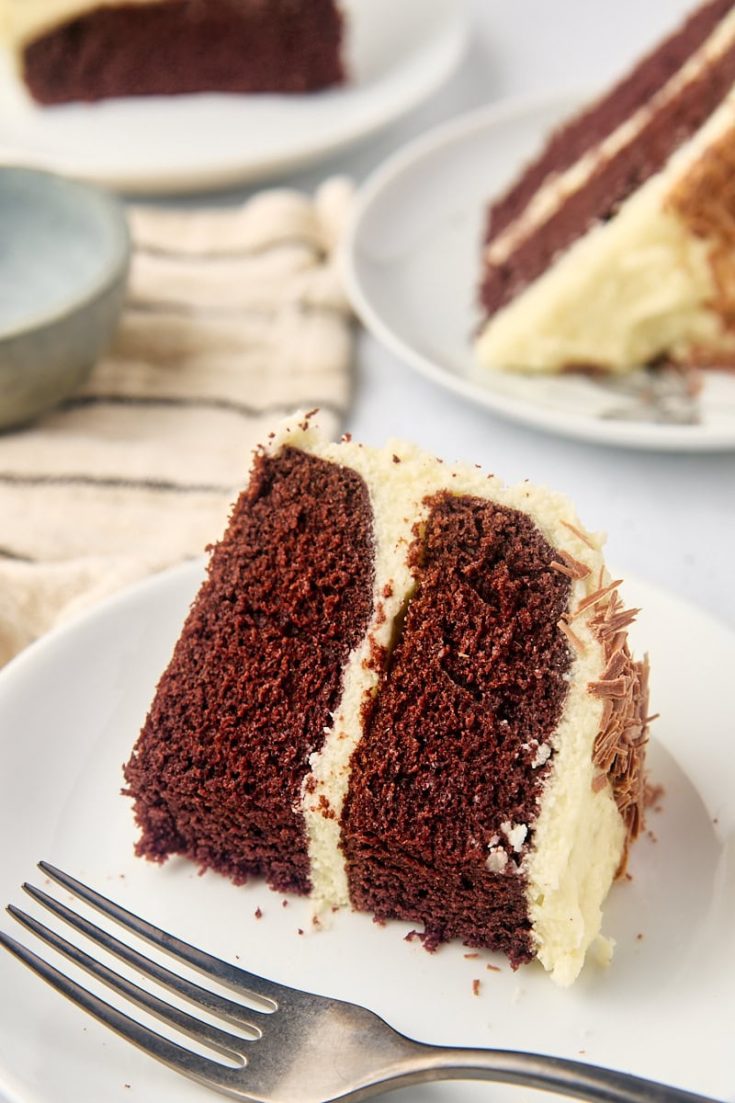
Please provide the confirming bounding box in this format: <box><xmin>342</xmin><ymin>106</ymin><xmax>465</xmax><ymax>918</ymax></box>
<box><xmin>476</xmin><ymin>90</ymin><xmax>735</xmax><ymax>375</ymax></box>
<box><xmin>266</xmin><ymin>416</ymin><xmax>631</xmax><ymax>985</ymax></box>
<box><xmin>0</xmin><ymin>0</ymin><xmax>170</xmax><ymax>51</ymax></box>
<box><xmin>485</xmin><ymin>9</ymin><xmax>735</xmax><ymax>267</ymax></box>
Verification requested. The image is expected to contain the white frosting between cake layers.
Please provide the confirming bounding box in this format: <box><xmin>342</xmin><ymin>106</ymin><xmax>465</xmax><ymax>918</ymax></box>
<box><xmin>0</xmin><ymin>0</ymin><xmax>171</xmax><ymax>51</ymax></box>
<box><xmin>485</xmin><ymin>9</ymin><xmax>735</xmax><ymax>268</ymax></box>
<box><xmin>264</xmin><ymin>415</ymin><xmax>629</xmax><ymax>985</ymax></box>
<box><xmin>476</xmin><ymin>88</ymin><xmax>735</xmax><ymax>375</ymax></box>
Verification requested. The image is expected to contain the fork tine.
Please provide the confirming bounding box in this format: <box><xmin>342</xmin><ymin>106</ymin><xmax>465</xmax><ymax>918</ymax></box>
<box><xmin>22</xmin><ymin>883</ymin><xmax>263</xmax><ymax>1031</ymax></box>
<box><xmin>0</xmin><ymin>930</ymin><xmax>258</xmax><ymax>1098</ymax></box>
<box><xmin>8</xmin><ymin>905</ymin><xmax>254</xmax><ymax>1060</ymax></box>
<box><xmin>39</xmin><ymin>862</ymin><xmax>284</xmax><ymax>1010</ymax></box>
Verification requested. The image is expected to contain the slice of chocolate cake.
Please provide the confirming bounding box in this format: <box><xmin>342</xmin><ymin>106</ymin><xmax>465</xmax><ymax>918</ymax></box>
<box><xmin>2</xmin><ymin>0</ymin><xmax>345</xmax><ymax>105</ymax></box>
<box><xmin>124</xmin><ymin>415</ymin><xmax>651</xmax><ymax>985</ymax></box>
<box><xmin>476</xmin><ymin>0</ymin><xmax>735</xmax><ymax>376</ymax></box>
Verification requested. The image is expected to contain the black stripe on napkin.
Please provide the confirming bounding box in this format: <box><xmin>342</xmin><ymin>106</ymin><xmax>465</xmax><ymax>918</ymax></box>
<box><xmin>0</xmin><ymin>473</ymin><xmax>234</xmax><ymax>495</ymax></box>
<box><xmin>60</xmin><ymin>395</ymin><xmax>346</xmax><ymax>419</ymax></box>
<box><xmin>0</xmin><ymin>546</ymin><xmax>34</xmax><ymax>563</ymax></box>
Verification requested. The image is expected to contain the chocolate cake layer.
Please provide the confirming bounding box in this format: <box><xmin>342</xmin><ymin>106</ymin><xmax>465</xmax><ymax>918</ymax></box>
<box><xmin>480</xmin><ymin>35</ymin><xmax>735</xmax><ymax>322</ymax></box>
<box><xmin>486</xmin><ymin>0</ymin><xmax>735</xmax><ymax>246</ymax></box>
<box><xmin>124</xmin><ymin>447</ymin><xmax>373</xmax><ymax>895</ymax></box>
<box><xmin>23</xmin><ymin>0</ymin><xmax>345</xmax><ymax>105</ymax></box>
<box><xmin>342</xmin><ymin>493</ymin><xmax>572</xmax><ymax>966</ymax></box>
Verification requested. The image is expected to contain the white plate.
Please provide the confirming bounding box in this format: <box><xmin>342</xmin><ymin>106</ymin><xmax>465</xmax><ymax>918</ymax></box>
<box><xmin>0</xmin><ymin>0</ymin><xmax>466</xmax><ymax>195</ymax></box>
<box><xmin>344</xmin><ymin>95</ymin><xmax>735</xmax><ymax>451</ymax></box>
<box><xmin>0</xmin><ymin>560</ymin><xmax>733</xmax><ymax>1103</ymax></box>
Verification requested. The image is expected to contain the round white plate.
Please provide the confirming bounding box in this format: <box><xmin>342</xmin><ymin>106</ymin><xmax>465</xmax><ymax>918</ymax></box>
<box><xmin>344</xmin><ymin>95</ymin><xmax>735</xmax><ymax>451</ymax></box>
<box><xmin>0</xmin><ymin>560</ymin><xmax>733</xmax><ymax>1103</ymax></box>
<box><xmin>0</xmin><ymin>0</ymin><xmax>466</xmax><ymax>195</ymax></box>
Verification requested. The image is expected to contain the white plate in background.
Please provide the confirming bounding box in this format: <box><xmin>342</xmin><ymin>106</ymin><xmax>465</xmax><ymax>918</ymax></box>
<box><xmin>345</xmin><ymin>94</ymin><xmax>735</xmax><ymax>451</ymax></box>
<box><xmin>0</xmin><ymin>0</ymin><xmax>467</xmax><ymax>194</ymax></box>
<box><xmin>0</xmin><ymin>560</ymin><xmax>733</xmax><ymax>1102</ymax></box>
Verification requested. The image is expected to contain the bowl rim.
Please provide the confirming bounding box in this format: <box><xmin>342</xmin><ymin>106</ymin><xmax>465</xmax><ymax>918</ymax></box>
<box><xmin>0</xmin><ymin>165</ymin><xmax>131</xmax><ymax>344</ymax></box>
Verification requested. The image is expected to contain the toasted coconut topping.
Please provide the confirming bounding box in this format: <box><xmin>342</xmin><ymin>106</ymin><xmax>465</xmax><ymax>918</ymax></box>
<box><xmin>586</xmin><ymin>588</ymin><xmax>650</xmax><ymax>851</ymax></box>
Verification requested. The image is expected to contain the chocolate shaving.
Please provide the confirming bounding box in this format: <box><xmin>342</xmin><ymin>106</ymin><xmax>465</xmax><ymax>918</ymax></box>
<box><xmin>557</xmin><ymin>617</ymin><xmax>586</xmax><ymax>653</ymax></box>
<box><xmin>569</xmin><ymin>579</ymin><xmax>624</xmax><ymax>621</ymax></box>
<box><xmin>668</xmin><ymin>129</ymin><xmax>735</xmax><ymax>335</ymax></box>
<box><xmin>550</xmin><ymin>550</ymin><xmax>591</xmax><ymax>580</ymax></box>
<box><xmin>588</xmin><ymin>675</ymin><xmax>631</xmax><ymax>698</ymax></box>
<box><xmin>560</xmin><ymin>519</ymin><xmax>598</xmax><ymax>549</ymax></box>
<box><xmin>586</xmin><ymin>587</ymin><xmax>651</xmax><ymax>859</ymax></box>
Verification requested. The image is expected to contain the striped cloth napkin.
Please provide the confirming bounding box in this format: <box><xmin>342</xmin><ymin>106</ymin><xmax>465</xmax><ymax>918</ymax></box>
<box><xmin>0</xmin><ymin>177</ymin><xmax>353</xmax><ymax>667</ymax></box>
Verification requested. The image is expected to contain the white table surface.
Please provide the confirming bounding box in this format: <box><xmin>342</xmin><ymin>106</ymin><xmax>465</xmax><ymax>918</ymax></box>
<box><xmin>281</xmin><ymin>0</ymin><xmax>734</xmax><ymax>631</ymax></box>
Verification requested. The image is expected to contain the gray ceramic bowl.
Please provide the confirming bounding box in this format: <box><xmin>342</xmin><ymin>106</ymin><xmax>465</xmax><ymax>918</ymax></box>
<box><xmin>0</xmin><ymin>167</ymin><xmax>130</xmax><ymax>430</ymax></box>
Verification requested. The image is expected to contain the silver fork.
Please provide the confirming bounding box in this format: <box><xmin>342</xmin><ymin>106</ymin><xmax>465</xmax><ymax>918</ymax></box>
<box><xmin>0</xmin><ymin>863</ymin><xmax>722</xmax><ymax>1103</ymax></box>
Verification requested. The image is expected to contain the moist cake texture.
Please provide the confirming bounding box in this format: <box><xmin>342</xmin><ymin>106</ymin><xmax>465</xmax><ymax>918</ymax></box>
<box><xmin>342</xmin><ymin>494</ymin><xmax>573</xmax><ymax>968</ymax></box>
<box><xmin>124</xmin><ymin>415</ymin><xmax>651</xmax><ymax>985</ymax></box>
<box><xmin>1</xmin><ymin>0</ymin><xmax>346</xmax><ymax>104</ymax></box>
<box><xmin>476</xmin><ymin>0</ymin><xmax>735</xmax><ymax>375</ymax></box>
<box><xmin>125</xmin><ymin>447</ymin><xmax>373</xmax><ymax>894</ymax></box>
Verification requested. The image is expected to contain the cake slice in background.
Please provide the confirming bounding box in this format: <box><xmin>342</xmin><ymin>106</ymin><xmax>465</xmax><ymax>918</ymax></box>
<box><xmin>124</xmin><ymin>415</ymin><xmax>651</xmax><ymax>986</ymax></box>
<box><xmin>476</xmin><ymin>0</ymin><xmax>735</xmax><ymax>376</ymax></box>
<box><xmin>1</xmin><ymin>0</ymin><xmax>346</xmax><ymax>105</ymax></box>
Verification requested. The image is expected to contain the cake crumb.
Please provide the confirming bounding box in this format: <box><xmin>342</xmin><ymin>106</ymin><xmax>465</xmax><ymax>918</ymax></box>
<box><xmin>254</xmin><ymin>907</ymin><xmax>262</xmax><ymax>919</ymax></box>
<box><xmin>404</xmin><ymin>930</ymin><xmax>420</xmax><ymax>943</ymax></box>
<box><xmin>472</xmin><ymin>979</ymin><xmax>481</xmax><ymax>996</ymax></box>
<box><xmin>392</xmin><ymin>454</ymin><xmax>401</xmax><ymax>463</ymax></box>
<box><xmin>312</xmin><ymin>915</ymin><xmax>321</xmax><ymax>927</ymax></box>
<box><xmin>636</xmin><ymin>932</ymin><xmax>644</xmax><ymax>941</ymax></box>
<box><xmin>464</xmin><ymin>952</ymin><xmax>479</xmax><ymax>959</ymax></box>
<box><xmin>341</xmin><ymin>432</ymin><xmax>352</xmax><ymax>443</ymax></box>
<box><xmin>486</xmin><ymin>963</ymin><xmax>501</xmax><ymax>973</ymax></box>
<box><xmin>282</xmin><ymin>899</ymin><xmax>288</xmax><ymax>908</ymax></box>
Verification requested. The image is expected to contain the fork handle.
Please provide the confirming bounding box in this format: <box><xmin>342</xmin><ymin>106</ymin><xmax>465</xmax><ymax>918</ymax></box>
<box><xmin>406</xmin><ymin>1044</ymin><xmax>720</xmax><ymax>1103</ymax></box>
